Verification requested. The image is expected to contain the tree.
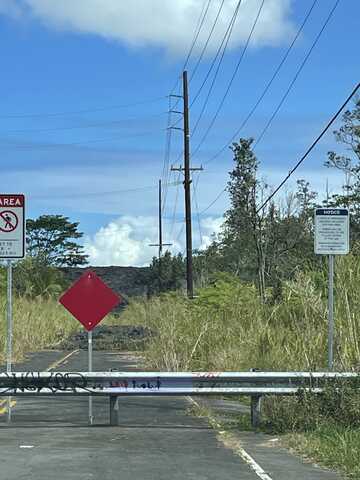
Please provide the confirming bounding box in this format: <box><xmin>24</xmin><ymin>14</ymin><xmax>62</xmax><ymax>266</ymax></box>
<box><xmin>325</xmin><ymin>98</ymin><xmax>360</xmax><ymax>243</ymax></box>
<box><xmin>26</xmin><ymin>215</ymin><xmax>88</xmax><ymax>266</ymax></box>
<box><xmin>148</xmin><ymin>251</ymin><xmax>185</xmax><ymax>295</ymax></box>
<box><xmin>199</xmin><ymin>139</ymin><xmax>319</xmax><ymax>301</ymax></box>
<box><xmin>221</xmin><ymin>138</ymin><xmax>269</xmax><ymax>300</ymax></box>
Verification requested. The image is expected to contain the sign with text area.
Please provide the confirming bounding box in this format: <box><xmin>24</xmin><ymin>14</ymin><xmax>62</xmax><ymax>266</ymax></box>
<box><xmin>0</xmin><ymin>194</ymin><xmax>25</xmax><ymax>259</ymax></box>
<box><xmin>314</xmin><ymin>208</ymin><xmax>349</xmax><ymax>255</ymax></box>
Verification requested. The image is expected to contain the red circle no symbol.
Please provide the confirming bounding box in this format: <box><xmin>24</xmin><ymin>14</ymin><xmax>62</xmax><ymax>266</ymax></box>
<box><xmin>0</xmin><ymin>211</ymin><xmax>19</xmax><ymax>233</ymax></box>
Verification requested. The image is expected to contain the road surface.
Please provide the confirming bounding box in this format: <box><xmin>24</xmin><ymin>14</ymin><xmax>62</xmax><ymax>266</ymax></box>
<box><xmin>0</xmin><ymin>350</ymin><xmax>342</xmax><ymax>480</ymax></box>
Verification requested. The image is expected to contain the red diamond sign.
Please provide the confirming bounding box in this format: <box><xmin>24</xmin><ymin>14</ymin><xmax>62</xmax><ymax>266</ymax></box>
<box><xmin>59</xmin><ymin>270</ymin><xmax>121</xmax><ymax>331</ymax></box>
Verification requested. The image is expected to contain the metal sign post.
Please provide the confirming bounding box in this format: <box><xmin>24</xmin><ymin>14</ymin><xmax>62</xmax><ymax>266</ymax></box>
<box><xmin>1</xmin><ymin>194</ymin><xmax>25</xmax><ymax>423</ymax></box>
<box><xmin>6</xmin><ymin>260</ymin><xmax>13</xmax><ymax>422</ymax></box>
<box><xmin>59</xmin><ymin>270</ymin><xmax>121</xmax><ymax>426</ymax></box>
<box><xmin>88</xmin><ymin>330</ymin><xmax>93</xmax><ymax>425</ymax></box>
<box><xmin>328</xmin><ymin>254</ymin><xmax>335</xmax><ymax>370</ymax></box>
<box><xmin>314</xmin><ymin>208</ymin><xmax>349</xmax><ymax>370</ymax></box>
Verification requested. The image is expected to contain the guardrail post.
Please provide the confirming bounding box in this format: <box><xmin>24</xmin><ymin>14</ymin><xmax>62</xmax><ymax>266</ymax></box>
<box><xmin>109</xmin><ymin>395</ymin><xmax>119</xmax><ymax>426</ymax></box>
<box><xmin>250</xmin><ymin>395</ymin><xmax>262</xmax><ymax>428</ymax></box>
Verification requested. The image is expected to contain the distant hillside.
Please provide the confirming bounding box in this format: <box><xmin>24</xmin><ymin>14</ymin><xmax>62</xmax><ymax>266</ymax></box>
<box><xmin>61</xmin><ymin>266</ymin><xmax>149</xmax><ymax>304</ymax></box>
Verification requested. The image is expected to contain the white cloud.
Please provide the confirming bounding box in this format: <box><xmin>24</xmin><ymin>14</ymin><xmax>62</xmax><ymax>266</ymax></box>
<box><xmin>84</xmin><ymin>214</ymin><xmax>223</xmax><ymax>266</ymax></box>
<box><xmin>8</xmin><ymin>0</ymin><xmax>295</xmax><ymax>55</ymax></box>
<box><xmin>198</xmin><ymin>216</ymin><xmax>223</xmax><ymax>249</ymax></box>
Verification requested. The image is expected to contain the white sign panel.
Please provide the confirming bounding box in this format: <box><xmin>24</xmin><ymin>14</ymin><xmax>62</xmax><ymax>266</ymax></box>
<box><xmin>0</xmin><ymin>194</ymin><xmax>25</xmax><ymax>258</ymax></box>
<box><xmin>314</xmin><ymin>208</ymin><xmax>349</xmax><ymax>255</ymax></box>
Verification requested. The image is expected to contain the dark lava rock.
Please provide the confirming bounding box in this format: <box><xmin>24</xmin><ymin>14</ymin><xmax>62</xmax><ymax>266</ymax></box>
<box><xmin>57</xmin><ymin>325</ymin><xmax>154</xmax><ymax>351</ymax></box>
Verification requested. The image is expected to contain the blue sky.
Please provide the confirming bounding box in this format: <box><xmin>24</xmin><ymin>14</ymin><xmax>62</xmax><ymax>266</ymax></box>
<box><xmin>0</xmin><ymin>0</ymin><xmax>359</xmax><ymax>266</ymax></box>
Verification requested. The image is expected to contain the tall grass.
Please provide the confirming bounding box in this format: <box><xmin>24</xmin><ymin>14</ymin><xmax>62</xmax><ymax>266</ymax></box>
<box><xmin>121</xmin><ymin>256</ymin><xmax>360</xmax><ymax>372</ymax></box>
<box><xmin>0</xmin><ymin>294</ymin><xmax>81</xmax><ymax>363</ymax></box>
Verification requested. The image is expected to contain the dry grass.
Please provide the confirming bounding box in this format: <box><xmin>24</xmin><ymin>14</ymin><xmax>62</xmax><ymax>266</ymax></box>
<box><xmin>121</xmin><ymin>255</ymin><xmax>360</xmax><ymax>372</ymax></box>
<box><xmin>0</xmin><ymin>295</ymin><xmax>119</xmax><ymax>364</ymax></box>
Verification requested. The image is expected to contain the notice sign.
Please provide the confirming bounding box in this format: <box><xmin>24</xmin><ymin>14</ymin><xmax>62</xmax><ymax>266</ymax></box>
<box><xmin>314</xmin><ymin>208</ymin><xmax>349</xmax><ymax>255</ymax></box>
<box><xmin>0</xmin><ymin>194</ymin><xmax>25</xmax><ymax>258</ymax></box>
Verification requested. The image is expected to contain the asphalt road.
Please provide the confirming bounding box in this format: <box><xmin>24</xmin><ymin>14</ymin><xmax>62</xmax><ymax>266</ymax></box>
<box><xmin>0</xmin><ymin>350</ymin><xmax>342</xmax><ymax>480</ymax></box>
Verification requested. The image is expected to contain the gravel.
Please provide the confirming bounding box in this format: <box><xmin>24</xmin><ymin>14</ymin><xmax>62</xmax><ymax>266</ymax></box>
<box><xmin>56</xmin><ymin>325</ymin><xmax>154</xmax><ymax>351</ymax></box>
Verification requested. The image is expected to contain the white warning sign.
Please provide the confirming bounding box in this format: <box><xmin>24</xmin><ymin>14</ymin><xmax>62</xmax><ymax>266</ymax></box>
<box><xmin>314</xmin><ymin>208</ymin><xmax>349</xmax><ymax>255</ymax></box>
<box><xmin>0</xmin><ymin>194</ymin><xmax>25</xmax><ymax>258</ymax></box>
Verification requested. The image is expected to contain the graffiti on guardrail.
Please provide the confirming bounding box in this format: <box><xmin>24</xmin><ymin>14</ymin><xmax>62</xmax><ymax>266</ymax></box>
<box><xmin>0</xmin><ymin>372</ymin><xmax>163</xmax><ymax>393</ymax></box>
<box><xmin>0</xmin><ymin>372</ymin><xmax>88</xmax><ymax>393</ymax></box>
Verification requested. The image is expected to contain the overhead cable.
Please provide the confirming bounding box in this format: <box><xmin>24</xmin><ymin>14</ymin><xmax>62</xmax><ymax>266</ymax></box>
<box><xmin>256</xmin><ymin>81</ymin><xmax>360</xmax><ymax>213</ymax></box>
<box><xmin>192</xmin><ymin>0</ymin><xmax>265</xmax><ymax>153</ymax></box>
<box><xmin>205</xmin><ymin>0</ymin><xmax>318</xmax><ymax>165</ymax></box>
<box><xmin>190</xmin><ymin>0</ymin><xmax>242</xmax><ymax>111</ymax></box>
<box><xmin>0</xmin><ymin>96</ymin><xmax>167</xmax><ymax>119</ymax></box>
<box><xmin>189</xmin><ymin>0</ymin><xmax>226</xmax><ymax>83</ymax></box>
<box><xmin>253</xmin><ymin>0</ymin><xmax>341</xmax><ymax>149</ymax></box>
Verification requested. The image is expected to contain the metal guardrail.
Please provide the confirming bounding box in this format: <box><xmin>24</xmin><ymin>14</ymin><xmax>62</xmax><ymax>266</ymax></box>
<box><xmin>0</xmin><ymin>371</ymin><xmax>359</xmax><ymax>426</ymax></box>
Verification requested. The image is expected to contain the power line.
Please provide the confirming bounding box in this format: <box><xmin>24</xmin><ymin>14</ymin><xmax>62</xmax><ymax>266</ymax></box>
<box><xmin>253</xmin><ymin>0</ymin><xmax>340</xmax><ymax>149</ymax></box>
<box><xmin>31</xmin><ymin>180</ymin><xmax>182</xmax><ymax>200</ymax></box>
<box><xmin>205</xmin><ymin>0</ymin><xmax>318</xmax><ymax>165</ymax></box>
<box><xmin>199</xmin><ymin>187</ymin><xmax>226</xmax><ymax>215</ymax></box>
<box><xmin>169</xmin><ymin>0</ymin><xmax>212</xmax><ymax>96</ymax></box>
<box><xmin>183</xmin><ymin>0</ymin><xmax>212</xmax><ymax>72</ymax></box>
<box><xmin>256</xmin><ymin>81</ymin><xmax>360</xmax><ymax>213</ymax></box>
<box><xmin>0</xmin><ymin>96</ymin><xmax>167</xmax><ymax>119</ymax></box>
<box><xmin>192</xmin><ymin>0</ymin><xmax>265</xmax><ymax>155</ymax></box>
<box><xmin>164</xmin><ymin>1</ymin><xmax>212</xmax><ymax>213</ymax></box>
<box><xmin>189</xmin><ymin>0</ymin><xmax>226</xmax><ymax>83</ymax></box>
<box><xmin>0</xmin><ymin>129</ymin><xmax>163</xmax><ymax>150</ymax></box>
<box><xmin>169</xmin><ymin>171</ymin><xmax>182</xmax><ymax>238</ymax></box>
<box><xmin>190</xmin><ymin>0</ymin><xmax>242</xmax><ymax>114</ymax></box>
<box><xmin>192</xmin><ymin>173</ymin><xmax>204</xmax><ymax>245</ymax></box>
<box><xmin>3</xmin><ymin>112</ymin><xmax>167</xmax><ymax>135</ymax></box>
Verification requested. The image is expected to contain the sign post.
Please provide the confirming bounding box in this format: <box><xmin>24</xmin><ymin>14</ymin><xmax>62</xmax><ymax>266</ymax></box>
<box><xmin>0</xmin><ymin>194</ymin><xmax>25</xmax><ymax>422</ymax></box>
<box><xmin>59</xmin><ymin>271</ymin><xmax>121</xmax><ymax>425</ymax></box>
<box><xmin>6</xmin><ymin>260</ymin><xmax>13</xmax><ymax>422</ymax></box>
<box><xmin>88</xmin><ymin>330</ymin><xmax>93</xmax><ymax>424</ymax></box>
<box><xmin>314</xmin><ymin>208</ymin><xmax>349</xmax><ymax>370</ymax></box>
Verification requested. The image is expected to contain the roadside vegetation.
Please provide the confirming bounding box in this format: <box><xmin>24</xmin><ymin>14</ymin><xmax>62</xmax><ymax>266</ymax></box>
<box><xmin>0</xmin><ymin>97</ymin><xmax>358</xmax><ymax>475</ymax></box>
<box><xmin>122</xmin><ymin>100</ymin><xmax>360</xmax><ymax>478</ymax></box>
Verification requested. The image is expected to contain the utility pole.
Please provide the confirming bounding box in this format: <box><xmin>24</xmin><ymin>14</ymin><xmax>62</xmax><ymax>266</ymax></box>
<box><xmin>171</xmin><ymin>71</ymin><xmax>203</xmax><ymax>298</ymax></box>
<box><xmin>149</xmin><ymin>179</ymin><xmax>172</xmax><ymax>291</ymax></box>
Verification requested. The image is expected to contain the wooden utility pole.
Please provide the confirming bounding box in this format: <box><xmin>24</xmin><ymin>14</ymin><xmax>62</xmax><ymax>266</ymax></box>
<box><xmin>171</xmin><ymin>71</ymin><xmax>203</xmax><ymax>298</ymax></box>
<box><xmin>149</xmin><ymin>179</ymin><xmax>172</xmax><ymax>290</ymax></box>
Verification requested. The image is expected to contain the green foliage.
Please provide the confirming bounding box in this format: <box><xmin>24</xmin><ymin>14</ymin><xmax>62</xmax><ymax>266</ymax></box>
<box><xmin>194</xmin><ymin>139</ymin><xmax>319</xmax><ymax>302</ymax></box>
<box><xmin>148</xmin><ymin>251</ymin><xmax>185</xmax><ymax>295</ymax></box>
<box><xmin>26</xmin><ymin>214</ymin><xmax>88</xmax><ymax>266</ymax></box>
<box><xmin>287</xmin><ymin>425</ymin><xmax>360</xmax><ymax>479</ymax></box>
<box><xmin>12</xmin><ymin>256</ymin><xmax>69</xmax><ymax>298</ymax></box>
<box><xmin>125</xmin><ymin>251</ymin><xmax>360</xmax><ymax>372</ymax></box>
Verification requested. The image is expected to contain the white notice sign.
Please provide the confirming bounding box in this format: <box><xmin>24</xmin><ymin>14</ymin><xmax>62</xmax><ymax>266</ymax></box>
<box><xmin>0</xmin><ymin>194</ymin><xmax>25</xmax><ymax>258</ymax></box>
<box><xmin>314</xmin><ymin>208</ymin><xmax>349</xmax><ymax>255</ymax></box>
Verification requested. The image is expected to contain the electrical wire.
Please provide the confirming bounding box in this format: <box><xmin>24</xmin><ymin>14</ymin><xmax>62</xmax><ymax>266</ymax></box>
<box><xmin>0</xmin><ymin>96</ymin><xmax>167</xmax><ymax>119</ymax></box>
<box><xmin>189</xmin><ymin>0</ymin><xmax>226</xmax><ymax>83</ymax></box>
<box><xmin>3</xmin><ymin>111</ymin><xmax>167</xmax><ymax>135</ymax></box>
<box><xmin>169</xmin><ymin>171</ymin><xmax>182</xmax><ymax>238</ymax></box>
<box><xmin>32</xmin><ymin>180</ymin><xmax>182</xmax><ymax>200</ymax></box>
<box><xmin>0</xmin><ymin>129</ymin><xmax>164</xmax><ymax>150</ymax></box>
<box><xmin>253</xmin><ymin>0</ymin><xmax>341</xmax><ymax>149</ymax></box>
<box><xmin>256</xmin><ymin>81</ymin><xmax>360</xmax><ymax>213</ymax></box>
<box><xmin>169</xmin><ymin>0</ymin><xmax>212</xmax><ymax>97</ymax></box>
<box><xmin>199</xmin><ymin>187</ymin><xmax>226</xmax><ymax>215</ymax></box>
<box><xmin>190</xmin><ymin>0</ymin><xmax>242</xmax><ymax>112</ymax></box>
<box><xmin>192</xmin><ymin>0</ymin><xmax>265</xmax><ymax>154</ymax></box>
<box><xmin>205</xmin><ymin>0</ymin><xmax>318</xmax><ymax>165</ymax></box>
<box><xmin>183</xmin><ymin>0</ymin><xmax>213</xmax><ymax>72</ymax></box>
<box><xmin>192</xmin><ymin>173</ymin><xmax>204</xmax><ymax>245</ymax></box>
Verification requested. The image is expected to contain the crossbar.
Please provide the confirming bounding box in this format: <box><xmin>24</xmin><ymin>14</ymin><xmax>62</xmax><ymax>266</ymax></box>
<box><xmin>1</xmin><ymin>371</ymin><xmax>358</xmax><ymax>427</ymax></box>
